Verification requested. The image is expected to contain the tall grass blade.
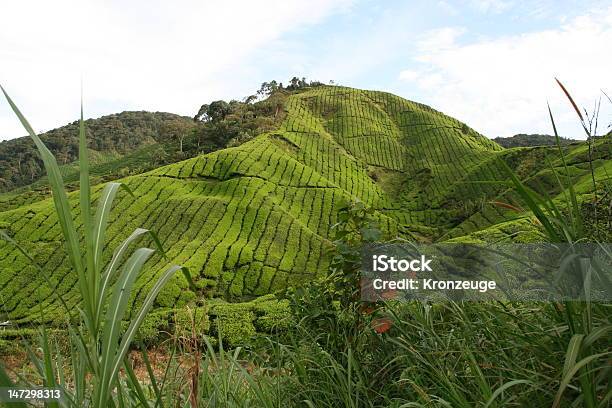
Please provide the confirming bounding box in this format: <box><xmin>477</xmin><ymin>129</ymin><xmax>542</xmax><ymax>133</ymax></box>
<box><xmin>69</xmin><ymin>327</ymin><xmax>86</xmax><ymax>406</ymax></box>
<box><xmin>40</xmin><ymin>328</ymin><xmax>60</xmax><ymax>408</ymax></box>
<box><xmin>93</xmin><ymin>183</ymin><xmax>135</xmax><ymax>270</ymax></box>
<box><xmin>123</xmin><ymin>360</ymin><xmax>149</xmax><ymax>406</ymax></box>
<box><xmin>582</xmin><ymin>325</ymin><xmax>611</xmax><ymax>350</ymax></box>
<box><xmin>93</xmin><ymin>182</ymin><xmax>121</xmax><ymax>274</ymax></box>
<box><xmin>78</xmin><ymin>99</ymin><xmax>96</xmax><ymax>319</ymax></box>
<box><xmin>97</xmin><ymin>247</ymin><xmax>155</xmax><ymax>407</ymax></box>
<box><xmin>555</xmin><ymin>78</ymin><xmax>585</xmax><ymax>123</ymax></box>
<box><xmin>552</xmin><ymin>352</ymin><xmax>611</xmax><ymax>408</ymax></box>
<box><xmin>555</xmin><ymin>78</ymin><xmax>597</xmax><ymax>189</ymax></box>
<box><xmin>562</xmin><ymin>334</ymin><xmax>584</xmax><ymax>377</ymax></box>
<box><xmin>109</xmin><ymin>265</ymin><xmax>186</xmax><ymax>398</ymax></box>
<box><xmin>96</xmin><ymin>228</ymin><xmax>152</xmax><ymax>318</ymax></box>
<box><xmin>139</xmin><ymin>344</ymin><xmax>162</xmax><ymax>402</ymax></box>
<box><xmin>548</xmin><ymin>103</ymin><xmax>583</xmax><ymax>235</ymax></box>
<box><xmin>483</xmin><ymin>379</ymin><xmax>532</xmax><ymax>408</ymax></box>
<box><xmin>499</xmin><ymin>159</ymin><xmax>561</xmax><ymax>241</ymax></box>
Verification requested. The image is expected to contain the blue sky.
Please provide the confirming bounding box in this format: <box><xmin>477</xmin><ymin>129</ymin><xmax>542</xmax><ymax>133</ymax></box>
<box><xmin>1</xmin><ymin>0</ymin><xmax>611</xmax><ymax>141</ymax></box>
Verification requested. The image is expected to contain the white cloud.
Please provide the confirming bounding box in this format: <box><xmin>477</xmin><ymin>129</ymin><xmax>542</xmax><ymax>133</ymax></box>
<box><xmin>468</xmin><ymin>0</ymin><xmax>513</xmax><ymax>14</ymax></box>
<box><xmin>398</xmin><ymin>70</ymin><xmax>420</xmax><ymax>81</ymax></box>
<box><xmin>399</xmin><ymin>8</ymin><xmax>612</xmax><ymax>138</ymax></box>
<box><xmin>0</xmin><ymin>0</ymin><xmax>354</xmax><ymax>140</ymax></box>
<box><xmin>415</xmin><ymin>27</ymin><xmax>466</xmax><ymax>56</ymax></box>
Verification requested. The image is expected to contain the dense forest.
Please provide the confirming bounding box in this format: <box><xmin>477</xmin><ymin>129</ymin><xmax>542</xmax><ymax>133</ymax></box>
<box><xmin>493</xmin><ymin>133</ymin><xmax>579</xmax><ymax>148</ymax></box>
<box><xmin>0</xmin><ymin>112</ymin><xmax>194</xmax><ymax>191</ymax></box>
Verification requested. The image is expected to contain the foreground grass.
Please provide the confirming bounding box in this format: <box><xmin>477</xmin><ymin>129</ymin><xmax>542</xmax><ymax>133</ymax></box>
<box><xmin>2</xmin><ymin>298</ymin><xmax>610</xmax><ymax>407</ymax></box>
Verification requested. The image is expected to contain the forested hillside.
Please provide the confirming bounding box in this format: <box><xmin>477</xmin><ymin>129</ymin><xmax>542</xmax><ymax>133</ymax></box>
<box><xmin>493</xmin><ymin>133</ymin><xmax>579</xmax><ymax>148</ymax></box>
<box><xmin>0</xmin><ymin>111</ymin><xmax>197</xmax><ymax>192</ymax></box>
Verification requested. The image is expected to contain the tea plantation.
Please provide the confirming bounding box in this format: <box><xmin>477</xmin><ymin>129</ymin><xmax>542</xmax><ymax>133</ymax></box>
<box><xmin>0</xmin><ymin>86</ymin><xmax>609</xmax><ymax>326</ymax></box>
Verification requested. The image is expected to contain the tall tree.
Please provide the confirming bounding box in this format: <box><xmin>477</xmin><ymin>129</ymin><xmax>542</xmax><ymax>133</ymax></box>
<box><xmin>160</xmin><ymin>118</ymin><xmax>197</xmax><ymax>153</ymax></box>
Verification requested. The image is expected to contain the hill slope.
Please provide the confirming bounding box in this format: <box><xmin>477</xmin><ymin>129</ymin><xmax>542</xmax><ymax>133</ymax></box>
<box><xmin>0</xmin><ymin>86</ymin><xmax>609</xmax><ymax>324</ymax></box>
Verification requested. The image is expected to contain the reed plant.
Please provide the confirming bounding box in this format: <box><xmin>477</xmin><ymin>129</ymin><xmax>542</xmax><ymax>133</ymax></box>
<box><xmin>0</xmin><ymin>87</ymin><xmax>191</xmax><ymax>407</ymax></box>
<box><xmin>493</xmin><ymin>79</ymin><xmax>611</xmax><ymax>408</ymax></box>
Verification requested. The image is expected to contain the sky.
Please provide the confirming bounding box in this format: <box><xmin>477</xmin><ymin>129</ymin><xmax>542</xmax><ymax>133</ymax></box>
<box><xmin>1</xmin><ymin>0</ymin><xmax>611</xmax><ymax>141</ymax></box>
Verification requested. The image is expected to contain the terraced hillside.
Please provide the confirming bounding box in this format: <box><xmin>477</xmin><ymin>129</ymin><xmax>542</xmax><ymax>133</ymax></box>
<box><xmin>0</xmin><ymin>86</ymin><xmax>609</xmax><ymax>324</ymax></box>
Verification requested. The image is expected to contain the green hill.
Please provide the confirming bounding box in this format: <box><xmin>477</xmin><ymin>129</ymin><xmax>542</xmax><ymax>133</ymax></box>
<box><xmin>0</xmin><ymin>86</ymin><xmax>609</xmax><ymax>325</ymax></box>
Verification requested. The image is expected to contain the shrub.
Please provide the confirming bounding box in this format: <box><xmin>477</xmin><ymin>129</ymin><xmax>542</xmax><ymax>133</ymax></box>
<box><xmin>253</xmin><ymin>298</ymin><xmax>292</xmax><ymax>332</ymax></box>
<box><xmin>209</xmin><ymin>303</ymin><xmax>256</xmax><ymax>347</ymax></box>
<box><xmin>138</xmin><ymin>310</ymin><xmax>172</xmax><ymax>345</ymax></box>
